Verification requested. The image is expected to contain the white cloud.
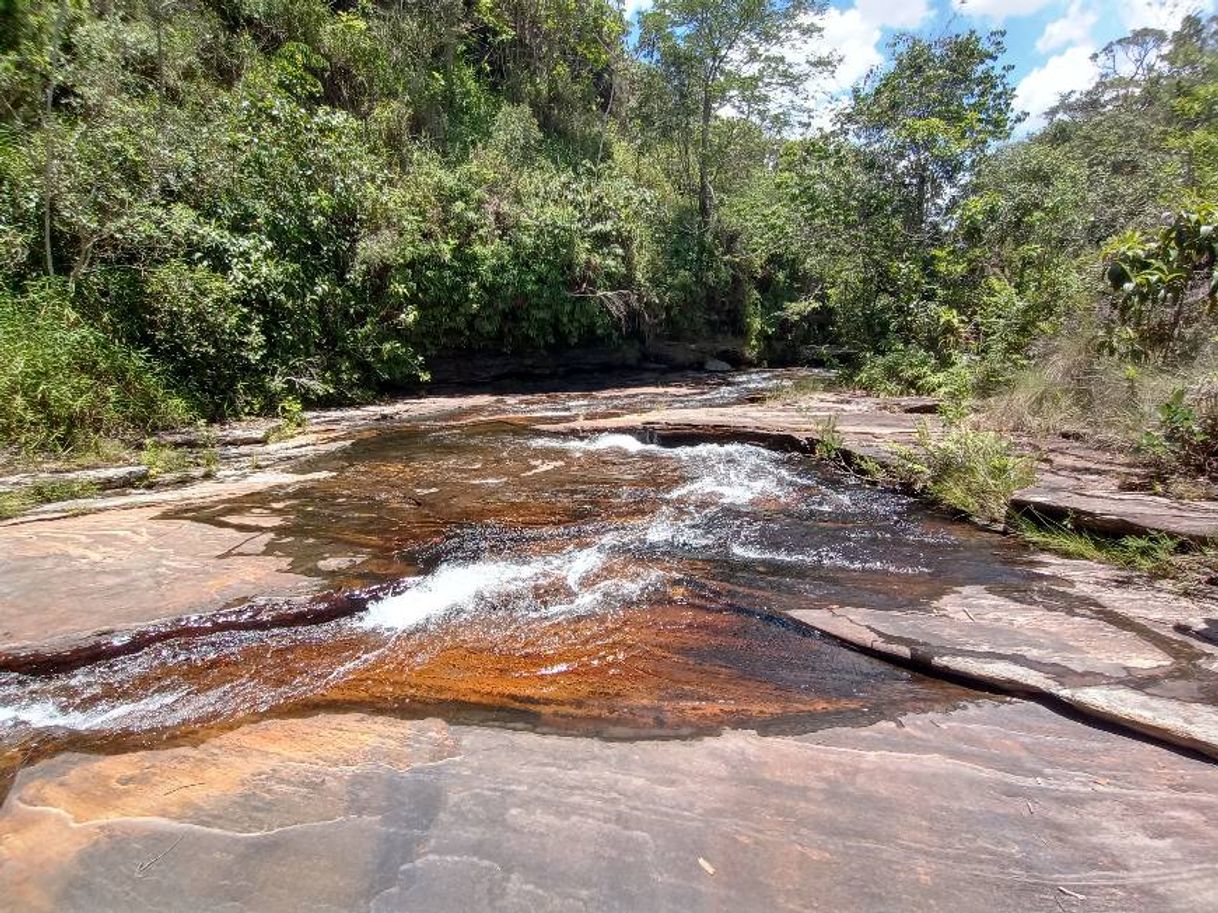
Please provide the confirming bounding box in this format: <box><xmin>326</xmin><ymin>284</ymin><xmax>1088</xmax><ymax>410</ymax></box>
<box><xmin>1117</xmin><ymin>0</ymin><xmax>1210</xmax><ymax>31</ymax></box>
<box><xmin>855</xmin><ymin>0</ymin><xmax>932</xmax><ymax>29</ymax></box>
<box><xmin>623</xmin><ymin>0</ymin><xmax>652</xmax><ymax>17</ymax></box>
<box><xmin>781</xmin><ymin>0</ymin><xmax>931</xmax><ymax>129</ymax></box>
<box><xmin>819</xmin><ymin>7</ymin><xmax>886</xmax><ymax>89</ymax></box>
<box><xmin>810</xmin><ymin>1</ymin><xmax>933</xmax><ymax>92</ymax></box>
<box><xmin>1037</xmin><ymin>1</ymin><xmax>1100</xmax><ymax>52</ymax></box>
<box><xmin>1014</xmin><ymin>44</ymin><xmax>1100</xmax><ymax>128</ymax></box>
<box><xmin>953</xmin><ymin>0</ymin><xmax>1057</xmax><ymax>18</ymax></box>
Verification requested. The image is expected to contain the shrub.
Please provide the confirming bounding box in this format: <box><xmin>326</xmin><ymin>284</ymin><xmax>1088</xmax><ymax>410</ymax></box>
<box><xmin>897</xmin><ymin>424</ymin><xmax>1036</xmax><ymax>524</ymax></box>
<box><xmin>1103</xmin><ymin>203</ymin><xmax>1218</xmax><ymax>362</ymax></box>
<box><xmin>851</xmin><ymin>347</ymin><xmax>977</xmax><ymax>402</ymax></box>
<box><xmin>1139</xmin><ymin>380</ymin><xmax>1218</xmax><ymax>478</ymax></box>
<box><xmin>0</xmin><ymin>281</ymin><xmax>193</xmax><ymax>453</ymax></box>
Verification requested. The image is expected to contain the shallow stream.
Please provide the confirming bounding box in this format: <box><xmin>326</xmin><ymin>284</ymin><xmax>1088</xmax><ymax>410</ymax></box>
<box><xmin>0</xmin><ymin>372</ymin><xmax>1045</xmax><ymax>789</ymax></box>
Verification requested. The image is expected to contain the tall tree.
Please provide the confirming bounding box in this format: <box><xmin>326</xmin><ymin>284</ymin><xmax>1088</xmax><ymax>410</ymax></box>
<box><xmin>845</xmin><ymin>31</ymin><xmax>1020</xmax><ymax>240</ymax></box>
<box><xmin>42</xmin><ymin>0</ymin><xmax>68</xmax><ymax>276</ymax></box>
<box><xmin>636</xmin><ymin>0</ymin><xmax>827</xmax><ymax>238</ymax></box>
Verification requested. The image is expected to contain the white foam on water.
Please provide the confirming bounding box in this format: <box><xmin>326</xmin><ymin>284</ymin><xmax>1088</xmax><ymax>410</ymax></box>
<box><xmin>730</xmin><ymin>542</ymin><xmax>929</xmax><ymax>575</ymax></box>
<box><xmin>565</xmin><ymin>547</ymin><xmax>605</xmax><ymax>589</ymax></box>
<box><xmin>536</xmin><ymin>434</ymin><xmax>808</xmax><ymax>507</ymax></box>
<box><xmin>0</xmin><ymin>689</ymin><xmax>186</xmax><ymax>732</ymax></box>
<box><xmin>358</xmin><ymin>544</ymin><xmax>635</xmax><ymax>631</ymax></box>
<box><xmin>666</xmin><ymin>443</ymin><xmax>804</xmax><ymax>506</ymax></box>
<box><xmin>645</xmin><ymin>511</ymin><xmax>717</xmax><ymax>549</ymax></box>
<box><xmin>540</xmin><ymin>570</ymin><xmax>665</xmax><ymax>618</ymax></box>
<box><xmin>535</xmin><ymin>433</ymin><xmax>658</xmax><ymax>454</ymax></box>
<box><xmin>358</xmin><ymin>559</ymin><xmax>551</xmax><ymax>631</ymax></box>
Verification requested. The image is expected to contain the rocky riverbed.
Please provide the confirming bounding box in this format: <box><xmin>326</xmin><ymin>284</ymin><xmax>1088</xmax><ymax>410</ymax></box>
<box><xmin>2</xmin><ymin>370</ymin><xmax>1217</xmax><ymax>912</ymax></box>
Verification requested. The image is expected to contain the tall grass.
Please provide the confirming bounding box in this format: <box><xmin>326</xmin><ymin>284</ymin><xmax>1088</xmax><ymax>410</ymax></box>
<box><xmin>0</xmin><ymin>281</ymin><xmax>193</xmax><ymax>454</ymax></box>
<box><xmin>981</xmin><ymin>325</ymin><xmax>1217</xmax><ymax>450</ymax></box>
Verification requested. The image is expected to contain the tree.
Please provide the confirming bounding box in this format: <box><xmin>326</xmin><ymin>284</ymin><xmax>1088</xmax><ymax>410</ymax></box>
<box><xmin>636</xmin><ymin>0</ymin><xmax>827</xmax><ymax>239</ymax></box>
<box><xmin>42</xmin><ymin>0</ymin><xmax>68</xmax><ymax>276</ymax></box>
<box><xmin>845</xmin><ymin>31</ymin><xmax>1020</xmax><ymax>240</ymax></box>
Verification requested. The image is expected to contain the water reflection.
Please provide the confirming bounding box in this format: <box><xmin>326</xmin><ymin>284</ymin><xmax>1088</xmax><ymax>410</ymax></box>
<box><xmin>1</xmin><ymin>389</ymin><xmax>1035</xmax><ymax>788</ymax></box>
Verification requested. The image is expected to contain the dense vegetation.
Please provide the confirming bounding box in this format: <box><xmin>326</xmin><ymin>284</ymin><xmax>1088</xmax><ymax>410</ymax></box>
<box><xmin>1</xmin><ymin>1</ymin><xmax>1216</xmax><ymax>465</ymax></box>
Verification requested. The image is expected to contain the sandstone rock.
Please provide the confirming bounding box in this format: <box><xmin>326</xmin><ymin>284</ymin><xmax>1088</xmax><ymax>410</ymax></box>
<box><xmin>1012</xmin><ymin>481</ymin><xmax>1218</xmax><ymax>542</ymax></box>
<box><xmin>3</xmin><ymin>706</ymin><xmax>1216</xmax><ymax>913</ymax></box>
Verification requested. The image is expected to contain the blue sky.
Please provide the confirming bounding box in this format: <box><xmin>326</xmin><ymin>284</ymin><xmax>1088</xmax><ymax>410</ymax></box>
<box><xmin>625</xmin><ymin>0</ymin><xmax>1217</xmax><ymax>130</ymax></box>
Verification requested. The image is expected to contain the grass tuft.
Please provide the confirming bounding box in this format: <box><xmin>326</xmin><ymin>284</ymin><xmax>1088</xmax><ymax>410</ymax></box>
<box><xmin>897</xmin><ymin>424</ymin><xmax>1036</xmax><ymax>524</ymax></box>
<box><xmin>0</xmin><ymin>479</ymin><xmax>101</xmax><ymax>520</ymax></box>
<box><xmin>1011</xmin><ymin>513</ymin><xmax>1183</xmax><ymax>576</ymax></box>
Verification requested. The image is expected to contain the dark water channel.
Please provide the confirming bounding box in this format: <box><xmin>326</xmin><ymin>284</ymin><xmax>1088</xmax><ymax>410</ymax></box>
<box><xmin>0</xmin><ymin>371</ymin><xmax>1045</xmax><ymax>789</ymax></box>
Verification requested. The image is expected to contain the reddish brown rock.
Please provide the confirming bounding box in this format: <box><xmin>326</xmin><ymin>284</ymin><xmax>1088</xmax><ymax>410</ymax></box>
<box><xmin>0</xmin><ymin>505</ymin><xmax>319</xmax><ymax>650</ymax></box>
<box><xmin>2</xmin><ymin>704</ymin><xmax>1217</xmax><ymax>913</ymax></box>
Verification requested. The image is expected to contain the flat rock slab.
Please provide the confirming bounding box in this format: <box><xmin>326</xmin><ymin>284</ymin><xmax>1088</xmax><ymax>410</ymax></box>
<box><xmin>1014</xmin><ymin>480</ymin><xmax>1218</xmax><ymax>542</ymax></box>
<box><xmin>2</xmin><ymin>704</ymin><xmax>1217</xmax><ymax>912</ymax></box>
<box><xmin>0</xmin><ymin>465</ymin><xmax>150</xmax><ymax>495</ymax></box>
<box><xmin>0</xmin><ymin>503</ymin><xmax>319</xmax><ymax>650</ymax></box>
<box><xmin>792</xmin><ymin>552</ymin><xmax>1218</xmax><ymax>760</ymax></box>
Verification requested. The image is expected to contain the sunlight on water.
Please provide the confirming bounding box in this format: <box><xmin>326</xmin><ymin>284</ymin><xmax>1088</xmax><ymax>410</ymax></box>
<box><xmin>0</xmin><ymin>411</ymin><xmax>1015</xmax><ymax>754</ymax></box>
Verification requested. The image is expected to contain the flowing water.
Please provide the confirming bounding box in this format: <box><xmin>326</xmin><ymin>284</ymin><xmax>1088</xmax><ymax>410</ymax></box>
<box><xmin>0</xmin><ymin>371</ymin><xmax>1039</xmax><ymax>792</ymax></box>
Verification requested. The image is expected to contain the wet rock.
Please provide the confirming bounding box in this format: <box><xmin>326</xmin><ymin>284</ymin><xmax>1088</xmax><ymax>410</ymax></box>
<box><xmin>2</xmin><ymin>705</ymin><xmax>1217</xmax><ymax>913</ymax></box>
<box><xmin>554</xmin><ymin>398</ymin><xmax>1218</xmax><ymax>543</ymax></box>
<box><xmin>790</xmin><ymin>552</ymin><xmax>1218</xmax><ymax>760</ymax></box>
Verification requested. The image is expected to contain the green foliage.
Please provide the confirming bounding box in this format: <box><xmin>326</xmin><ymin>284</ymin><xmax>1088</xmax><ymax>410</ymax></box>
<box><xmin>1139</xmin><ymin>381</ymin><xmax>1218</xmax><ymax>478</ymax></box>
<box><xmin>0</xmin><ymin>0</ymin><xmax>666</xmax><ymax>452</ymax></box>
<box><xmin>139</xmin><ymin>439</ymin><xmax>192</xmax><ymax>480</ymax></box>
<box><xmin>811</xmin><ymin>415</ymin><xmax>843</xmax><ymax>461</ymax></box>
<box><xmin>1103</xmin><ymin>203</ymin><xmax>1218</xmax><ymax>362</ymax></box>
<box><xmin>0</xmin><ymin>280</ymin><xmax>192</xmax><ymax>452</ymax></box>
<box><xmin>1</xmin><ymin>0</ymin><xmax>1215</xmax><ymax>476</ymax></box>
<box><xmin>265</xmin><ymin>396</ymin><xmax>307</xmax><ymax>443</ymax></box>
<box><xmin>845</xmin><ymin>31</ymin><xmax>1021</xmax><ymax>236</ymax></box>
<box><xmin>0</xmin><ymin>478</ymin><xmax>101</xmax><ymax>521</ymax></box>
<box><xmin>850</xmin><ymin>347</ymin><xmax>976</xmax><ymax>401</ymax></box>
<box><xmin>897</xmin><ymin>424</ymin><xmax>1036</xmax><ymax>524</ymax></box>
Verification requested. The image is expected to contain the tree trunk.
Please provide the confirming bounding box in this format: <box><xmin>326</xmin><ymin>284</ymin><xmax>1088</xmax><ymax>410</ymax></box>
<box><xmin>43</xmin><ymin>0</ymin><xmax>68</xmax><ymax>277</ymax></box>
<box><xmin>697</xmin><ymin>75</ymin><xmax>713</xmax><ymax>235</ymax></box>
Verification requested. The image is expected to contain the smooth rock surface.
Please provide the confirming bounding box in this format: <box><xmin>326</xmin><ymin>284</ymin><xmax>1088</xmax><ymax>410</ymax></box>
<box><xmin>791</xmin><ymin>552</ymin><xmax>1218</xmax><ymax>759</ymax></box>
<box><xmin>0</xmin><ymin>504</ymin><xmax>319</xmax><ymax>649</ymax></box>
<box><xmin>2</xmin><ymin>704</ymin><xmax>1217</xmax><ymax>913</ymax></box>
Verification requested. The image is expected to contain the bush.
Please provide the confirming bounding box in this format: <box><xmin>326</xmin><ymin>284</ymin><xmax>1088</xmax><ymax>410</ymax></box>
<box><xmin>1103</xmin><ymin>203</ymin><xmax>1218</xmax><ymax>363</ymax></box>
<box><xmin>851</xmin><ymin>347</ymin><xmax>976</xmax><ymax>402</ymax></box>
<box><xmin>1140</xmin><ymin>380</ymin><xmax>1218</xmax><ymax>478</ymax></box>
<box><xmin>0</xmin><ymin>281</ymin><xmax>193</xmax><ymax>453</ymax></box>
<box><xmin>897</xmin><ymin>424</ymin><xmax>1036</xmax><ymax>524</ymax></box>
